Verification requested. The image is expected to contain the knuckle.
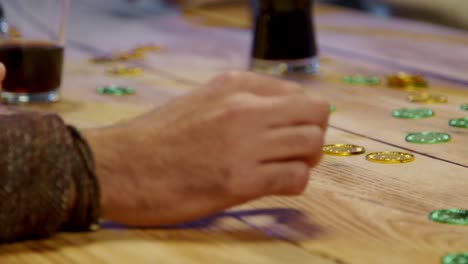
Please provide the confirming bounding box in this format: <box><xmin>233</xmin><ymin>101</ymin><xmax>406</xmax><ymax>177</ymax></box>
<box><xmin>300</xmin><ymin>97</ymin><xmax>330</xmax><ymax>125</ymax></box>
<box><xmin>209</xmin><ymin>71</ymin><xmax>258</xmax><ymax>97</ymax></box>
<box><xmin>225</xmin><ymin>167</ymin><xmax>257</xmax><ymax>199</ymax></box>
<box><xmin>290</xmin><ymin>128</ymin><xmax>321</xmax><ymax>149</ymax></box>
<box><xmin>283</xmin><ymin>82</ymin><xmax>305</xmax><ymax>93</ymax></box>
<box><xmin>287</xmin><ymin>163</ymin><xmax>310</xmax><ymax>194</ymax></box>
<box><xmin>288</xmin><ymin>94</ymin><xmax>313</xmax><ymax>107</ymax></box>
<box><xmin>310</xmin><ymin>128</ymin><xmax>325</xmax><ymax>152</ymax></box>
<box><xmin>220</xmin><ymin>102</ymin><xmax>247</xmax><ymax>121</ymax></box>
<box><xmin>288</xmin><ymin>163</ymin><xmax>308</xmax><ymax>178</ymax></box>
<box><xmin>300</xmin><ymin>133</ymin><xmax>315</xmax><ymax>148</ymax></box>
<box><xmin>310</xmin><ymin>126</ymin><xmax>325</xmax><ymax>143</ymax></box>
<box><xmin>308</xmin><ymin>96</ymin><xmax>329</xmax><ymax>110</ymax></box>
<box><xmin>308</xmin><ymin>153</ymin><xmax>323</xmax><ymax>168</ymax></box>
<box><xmin>219</xmin><ymin>94</ymin><xmax>257</xmax><ymax>120</ymax></box>
<box><xmin>212</xmin><ymin>70</ymin><xmax>248</xmax><ymax>84</ymax></box>
<box><xmin>308</xmin><ymin>131</ymin><xmax>325</xmax><ymax>166</ymax></box>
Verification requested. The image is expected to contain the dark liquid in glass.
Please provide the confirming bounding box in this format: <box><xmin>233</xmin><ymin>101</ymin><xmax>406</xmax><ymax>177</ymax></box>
<box><xmin>0</xmin><ymin>41</ymin><xmax>64</xmax><ymax>94</ymax></box>
<box><xmin>252</xmin><ymin>0</ymin><xmax>317</xmax><ymax>60</ymax></box>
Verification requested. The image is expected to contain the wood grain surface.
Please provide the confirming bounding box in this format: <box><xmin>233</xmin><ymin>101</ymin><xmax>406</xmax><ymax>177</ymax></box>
<box><xmin>1</xmin><ymin>1</ymin><xmax>467</xmax><ymax>263</ymax></box>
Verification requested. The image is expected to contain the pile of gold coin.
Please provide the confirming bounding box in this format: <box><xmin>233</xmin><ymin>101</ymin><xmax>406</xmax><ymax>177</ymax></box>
<box><xmin>107</xmin><ymin>66</ymin><xmax>144</xmax><ymax>77</ymax></box>
<box><xmin>90</xmin><ymin>44</ymin><xmax>161</xmax><ymax>64</ymax></box>
<box><xmin>387</xmin><ymin>72</ymin><xmax>428</xmax><ymax>89</ymax></box>
<box><xmin>407</xmin><ymin>93</ymin><xmax>448</xmax><ymax>104</ymax></box>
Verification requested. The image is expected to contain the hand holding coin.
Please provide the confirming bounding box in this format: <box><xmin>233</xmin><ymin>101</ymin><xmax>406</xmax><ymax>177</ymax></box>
<box><xmin>85</xmin><ymin>71</ymin><xmax>330</xmax><ymax>226</ymax></box>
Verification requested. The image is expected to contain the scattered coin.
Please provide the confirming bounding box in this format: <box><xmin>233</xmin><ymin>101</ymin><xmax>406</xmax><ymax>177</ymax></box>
<box><xmin>392</xmin><ymin>108</ymin><xmax>435</xmax><ymax>119</ymax></box>
<box><xmin>323</xmin><ymin>144</ymin><xmax>366</xmax><ymax>156</ymax></box>
<box><xmin>96</xmin><ymin>85</ymin><xmax>136</xmax><ymax>96</ymax></box>
<box><xmin>366</xmin><ymin>152</ymin><xmax>415</xmax><ymax>164</ymax></box>
<box><xmin>343</xmin><ymin>75</ymin><xmax>381</xmax><ymax>85</ymax></box>
<box><xmin>430</xmin><ymin>209</ymin><xmax>468</xmax><ymax>225</ymax></box>
<box><xmin>449</xmin><ymin>117</ymin><xmax>468</xmax><ymax>128</ymax></box>
<box><xmin>90</xmin><ymin>44</ymin><xmax>161</xmax><ymax>64</ymax></box>
<box><xmin>107</xmin><ymin>66</ymin><xmax>144</xmax><ymax>77</ymax></box>
<box><xmin>408</xmin><ymin>93</ymin><xmax>448</xmax><ymax>104</ymax></box>
<box><xmin>405</xmin><ymin>132</ymin><xmax>451</xmax><ymax>144</ymax></box>
<box><xmin>387</xmin><ymin>72</ymin><xmax>428</xmax><ymax>88</ymax></box>
<box><xmin>442</xmin><ymin>253</ymin><xmax>468</xmax><ymax>264</ymax></box>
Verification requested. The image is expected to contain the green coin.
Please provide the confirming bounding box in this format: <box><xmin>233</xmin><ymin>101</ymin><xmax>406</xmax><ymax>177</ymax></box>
<box><xmin>449</xmin><ymin>117</ymin><xmax>468</xmax><ymax>128</ymax></box>
<box><xmin>392</xmin><ymin>108</ymin><xmax>434</xmax><ymax>119</ymax></box>
<box><xmin>442</xmin><ymin>253</ymin><xmax>468</xmax><ymax>264</ymax></box>
<box><xmin>343</xmin><ymin>76</ymin><xmax>360</xmax><ymax>84</ymax></box>
<box><xmin>366</xmin><ymin>76</ymin><xmax>381</xmax><ymax>85</ymax></box>
<box><xmin>461</xmin><ymin>104</ymin><xmax>468</xmax><ymax>111</ymax></box>
<box><xmin>97</xmin><ymin>85</ymin><xmax>136</xmax><ymax>96</ymax></box>
<box><xmin>330</xmin><ymin>104</ymin><xmax>336</xmax><ymax>113</ymax></box>
<box><xmin>343</xmin><ymin>75</ymin><xmax>380</xmax><ymax>85</ymax></box>
<box><xmin>405</xmin><ymin>132</ymin><xmax>451</xmax><ymax>144</ymax></box>
<box><xmin>429</xmin><ymin>209</ymin><xmax>468</xmax><ymax>225</ymax></box>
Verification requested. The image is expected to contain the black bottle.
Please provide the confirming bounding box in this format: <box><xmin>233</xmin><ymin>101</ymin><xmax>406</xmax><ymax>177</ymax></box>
<box><xmin>250</xmin><ymin>0</ymin><xmax>319</xmax><ymax>75</ymax></box>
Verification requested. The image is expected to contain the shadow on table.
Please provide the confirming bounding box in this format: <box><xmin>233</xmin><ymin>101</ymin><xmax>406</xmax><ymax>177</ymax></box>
<box><xmin>100</xmin><ymin>207</ymin><xmax>325</xmax><ymax>241</ymax></box>
<box><xmin>0</xmin><ymin>208</ymin><xmax>325</xmax><ymax>256</ymax></box>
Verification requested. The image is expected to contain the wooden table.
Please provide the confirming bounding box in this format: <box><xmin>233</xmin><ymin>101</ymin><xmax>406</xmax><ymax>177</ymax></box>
<box><xmin>1</xmin><ymin>1</ymin><xmax>468</xmax><ymax>263</ymax></box>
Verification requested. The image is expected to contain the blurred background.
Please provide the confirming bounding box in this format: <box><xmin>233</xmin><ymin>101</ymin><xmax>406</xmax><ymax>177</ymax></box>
<box><xmin>321</xmin><ymin>0</ymin><xmax>468</xmax><ymax>30</ymax></box>
<box><xmin>114</xmin><ymin>0</ymin><xmax>468</xmax><ymax>30</ymax></box>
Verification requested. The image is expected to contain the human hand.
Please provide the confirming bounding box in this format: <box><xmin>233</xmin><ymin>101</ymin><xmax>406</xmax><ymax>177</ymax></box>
<box><xmin>86</xmin><ymin>71</ymin><xmax>329</xmax><ymax>226</ymax></box>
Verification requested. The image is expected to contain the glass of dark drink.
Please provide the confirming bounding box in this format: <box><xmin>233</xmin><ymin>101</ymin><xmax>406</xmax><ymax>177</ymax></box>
<box><xmin>250</xmin><ymin>0</ymin><xmax>319</xmax><ymax>76</ymax></box>
<box><xmin>0</xmin><ymin>0</ymin><xmax>69</xmax><ymax>104</ymax></box>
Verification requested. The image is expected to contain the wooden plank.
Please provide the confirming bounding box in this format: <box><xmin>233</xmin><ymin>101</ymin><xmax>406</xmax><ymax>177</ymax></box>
<box><xmin>0</xmin><ymin>218</ymin><xmax>336</xmax><ymax>264</ymax></box>
<box><xmin>231</xmin><ymin>126</ymin><xmax>468</xmax><ymax>264</ymax></box>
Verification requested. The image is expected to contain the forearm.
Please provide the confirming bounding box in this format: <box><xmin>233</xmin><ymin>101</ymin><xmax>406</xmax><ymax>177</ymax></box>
<box><xmin>83</xmin><ymin>126</ymin><xmax>134</xmax><ymax>222</ymax></box>
<box><xmin>83</xmin><ymin>124</ymin><xmax>170</xmax><ymax>226</ymax></box>
<box><xmin>83</xmin><ymin>121</ymin><xmax>235</xmax><ymax>227</ymax></box>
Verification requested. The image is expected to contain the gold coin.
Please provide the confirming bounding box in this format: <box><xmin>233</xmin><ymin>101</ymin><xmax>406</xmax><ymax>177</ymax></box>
<box><xmin>90</xmin><ymin>55</ymin><xmax>118</xmax><ymax>64</ymax></box>
<box><xmin>387</xmin><ymin>72</ymin><xmax>428</xmax><ymax>89</ymax></box>
<box><xmin>9</xmin><ymin>26</ymin><xmax>21</xmax><ymax>39</ymax></box>
<box><xmin>107</xmin><ymin>66</ymin><xmax>144</xmax><ymax>77</ymax></box>
<box><xmin>90</xmin><ymin>51</ymin><xmax>145</xmax><ymax>64</ymax></box>
<box><xmin>118</xmin><ymin>52</ymin><xmax>145</xmax><ymax>61</ymax></box>
<box><xmin>133</xmin><ymin>45</ymin><xmax>162</xmax><ymax>53</ymax></box>
<box><xmin>323</xmin><ymin>144</ymin><xmax>366</xmax><ymax>156</ymax></box>
<box><xmin>408</xmin><ymin>93</ymin><xmax>448</xmax><ymax>104</ymax></box>
<box><xmin>366</xmin><ymin>152</ymin><xmax>415</xmax><ymax>164</ymax></box>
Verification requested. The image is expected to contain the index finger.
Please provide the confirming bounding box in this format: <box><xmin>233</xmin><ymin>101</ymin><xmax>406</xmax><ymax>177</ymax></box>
<box><xmin>209</xmin><ymin>71</ymin><xmax>305</xmax><ymax>97</ymax></box>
